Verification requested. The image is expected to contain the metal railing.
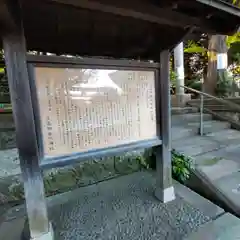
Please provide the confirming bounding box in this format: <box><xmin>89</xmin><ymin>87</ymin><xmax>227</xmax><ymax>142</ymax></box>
<box><xmin>180</xmin><ymin>85</ymin><xmax>240</xmax><ymax>136</ymax></box>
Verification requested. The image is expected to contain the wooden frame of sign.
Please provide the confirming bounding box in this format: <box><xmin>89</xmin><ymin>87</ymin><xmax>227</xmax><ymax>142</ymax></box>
<box><xmin>2</xmin><ymin>3</ymin><xmax>175</xmax><ymax>239</ymax></box>
<box><xmin>3</xmin><ymin>27</ymin><xmax>174</xmax><ymax>240</ymax></box>
<box><xmin>27</xmin><ymin>55</ymin><xmax>163</xmax><ymax>169</ymax></box>
<box><xmin>2</xmin><ymin>0</ymin><xmax>239</xmax><ymax>239</ymax></box>
<box><xmin>3</xmin><ymin>36</ymin><xmax>174</xmax><ymax>240</ymax></box>
<box><xmin>3</xmin><ymin>29</ymin><xmax>175</xmax><ymax>239</ymax></box>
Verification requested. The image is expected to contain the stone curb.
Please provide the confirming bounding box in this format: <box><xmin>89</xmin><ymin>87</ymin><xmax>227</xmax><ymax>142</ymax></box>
<box><xmin>184</xmin><ymin>213</ymin><xmax>240</xmax><ymax>240</ymax></box>
<box><xmin>186</xmin><ymin>166</ymin><xmax>240</xmax><ymax>217</ymax></box>
<box><xmin>174</xmin><ymin>180</ymin><xmax>224</xmax><ymax>220</ymax></box>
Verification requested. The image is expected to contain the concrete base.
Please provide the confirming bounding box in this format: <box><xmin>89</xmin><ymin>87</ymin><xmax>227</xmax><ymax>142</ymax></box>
<box><xmin>22</xmin><ymin>222</ymin><xmax>54</xmax><ymax>240</ymax></box>
<box><xmin>31</xmin><ymin>225</ymin><xmax>54</xmax><ymax>240</ymax></box>
<box><xmin>155</xmin><ymin>186</ymin><xmax>176</xmax><ymax>203</ymax></box>
<box><xmin>171</xmin><ymin>94</ymin><xmax>191</xmax><ymax>107</ymax></box>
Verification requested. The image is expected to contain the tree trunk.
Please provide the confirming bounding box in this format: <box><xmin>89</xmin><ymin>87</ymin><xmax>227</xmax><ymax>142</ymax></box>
<box><xmin>174</xmin><ymin>42</ymin><xmax>185</xmax><ymax>106</ymax></box>
<box><xmin>204</xmin><ymin>35</ymin><xmax>227</xmax><ymax>95</ymax></box>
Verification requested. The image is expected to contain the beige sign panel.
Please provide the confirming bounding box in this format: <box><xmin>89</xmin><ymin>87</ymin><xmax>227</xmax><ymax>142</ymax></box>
<box><xmin>34</xmin><ymin>67</ymin><xmax>157</xmax><ymax>158</ymax></box>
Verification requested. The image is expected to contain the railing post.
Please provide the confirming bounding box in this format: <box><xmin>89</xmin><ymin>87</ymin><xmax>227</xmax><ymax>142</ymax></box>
<box><xmin>155</xmin><ymin>50</ymin><xmax>175</xmax><ymax>203</ymax></box>
<box><xmin>199</xmin><ymin>79</ymin><xmax>204</xmax><ymax>136</ymax></box>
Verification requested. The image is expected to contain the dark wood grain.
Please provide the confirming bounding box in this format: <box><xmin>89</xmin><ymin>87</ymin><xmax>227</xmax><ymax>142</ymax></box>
<box><xmin>27</xmin><ymin>57</ymin><xmax>162</xmax><ymax>168</ymax></box>
<box><xmin>27</xmin><ymin>54</ymin><xmax>160</xmax><ymax>69</ymax></box>
<box><xmin>1</xmin><ymin>0</ymin><xmax>238</xmax><ymax>60</ymax></box>
<box><xmin>2</xmin><ymin>1</ymin><xmax>50</xmax><ymax>238</ymax></box>
<box><xmin>155</xmin><ymin>50</ymin><xmax>175</xmax><ymax>202</ymax></box>
<box><xmin>0</xmin><ymin>0</ymin><xmax>17</xmax><ymax>34</ymax></box>
<box><xmin>46</xmin><ymin>0</ymin><xmax>202</xmax><ymax>29</ymax></box>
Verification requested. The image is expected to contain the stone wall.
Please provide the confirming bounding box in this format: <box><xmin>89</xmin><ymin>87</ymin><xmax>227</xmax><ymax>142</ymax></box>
<box><xmin>0</xmin><ymin>114</ymin><xmax>16</xmax><ymax>150</ymax></box>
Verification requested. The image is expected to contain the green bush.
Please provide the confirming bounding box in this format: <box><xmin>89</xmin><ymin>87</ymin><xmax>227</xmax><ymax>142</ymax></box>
<box><xmin>144</xmin><ymin>148</ymin><xmax>193</xmax><ymax>183</ymax></box>
<box><xmin>171</xmin><ymin>149</ymin><xmax>193</xmax><ymax>182</ymax></box>
<box><xmin>188</xmin><ymin>80</ymin><xmax>202</xmax><ymax>91</ymax></box>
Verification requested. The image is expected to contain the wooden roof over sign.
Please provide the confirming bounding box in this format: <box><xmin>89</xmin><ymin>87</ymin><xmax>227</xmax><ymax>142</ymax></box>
<box><xmin>0</xmin><ymin>0</ymin><xmax>240</xmax><ymax>60</ymax></box>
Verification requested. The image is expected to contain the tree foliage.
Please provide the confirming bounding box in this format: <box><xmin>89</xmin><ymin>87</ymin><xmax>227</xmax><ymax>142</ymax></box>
<box><xmin>232</xmin><ymin>0</ymin><xmax>240</xmax><ymax>6</ymax></box>
<box><xmin>184</xmin><ymin>31</ymin><xmax>240</xmax><ymax>87</ymax></box>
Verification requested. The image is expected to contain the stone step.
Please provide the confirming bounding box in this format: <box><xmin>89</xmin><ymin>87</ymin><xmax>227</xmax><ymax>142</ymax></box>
<box><xmin>186</xmin><ymin>120</ymin><xmax>231</xmax><ymax>134</ymax></box>
<box><xmin>187</xmin><ymin>144</ymin><xmax>240</xmax><ymax>217</ymax></box>
<box><xmin>171</xmin><ymin>126</ymin><xmax>197</xmax><ymax>141</ymax></box>
<box><xmin>171</xmin><ymin>110</ymin><xmax>240</xmax><ymax>219</ymax></box>
<box><xmin>172</xmin><ymin>121</ymin><xmax>231</xmax><ymax>141</ymax></box>
<box><xmin>174</xmin><ymin>181</ymin><xmax>224</xmax><ymax>220</ymax></box>
<box><xmin>172</xmin><ymin>135</ymin><xmax>224</xmax><ymax>157</ymax></box>
<box><xmin>197</xmin><ymin>158</ymin><xmax>240</xmax><ymax>182</ymax></box>
<box><xmin>185</xmin><ymin>213</ymin><xmax>240</xmax><ymax>240</ymax></box>
<box><xmin>211</xmin><ymin>171</ymin><xmax>240</xmax><ymax>216</ymax></box>
<box><xmin>171</xmin><ymin>107</ymin><xmax>198</xmax><ymax>115</ymax></box>
<box><xmin>172</xmin><ymin>121</ymin><xmax>232</xmax><ymax>143</ymax></box>
<box><xmin>172</xmin><ymin>113</ymin><xmax>212</xmax><ymax>125</ymax></box>
<box><xmin>193</xmin><ymin>143</ymin><xmax>240</xmax><ymax>167</ymax></box>
<box><xmin>205</xmin><ymin>129</ymin><xmax>240</xmax><ymax>145</ymax></box>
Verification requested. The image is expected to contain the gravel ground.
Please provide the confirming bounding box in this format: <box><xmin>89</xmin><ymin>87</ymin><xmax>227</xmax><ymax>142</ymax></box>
<box><xmin>47</xmin><ymin>171</ymin><xmax>210</xmax><ymax>240</ymax></box>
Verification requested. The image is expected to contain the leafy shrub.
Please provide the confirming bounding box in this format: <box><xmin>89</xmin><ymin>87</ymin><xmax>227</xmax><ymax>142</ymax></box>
<box><xmin>188</xmin><ymin>80</ymin><xmax>202</xmax><ymax>91</ymax></box>
<box><xmin>144</xmin><ymin>148</ymin><xmax>193</xmax><ymax>182</ymax></box>
<box><xmin>171</xmin><ymin>149</ymin><xmax>193</xmax><ymax>182</ymax></box>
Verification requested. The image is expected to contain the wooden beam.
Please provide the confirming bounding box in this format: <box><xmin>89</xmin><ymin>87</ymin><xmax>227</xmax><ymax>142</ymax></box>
<box><xmin>155</xmin><ymin>50</ymin><xmax>175</xmax><ymax>203</ymax></box>
<box><xmin>43</xmin><ymin>0</ymin><xmax>204</xmax><ymax>29</ymax></box>
<box><xmin>2</xmin><ymin>1</ymin><xmax>53</xmax><ymax>239</ymax></box>
<box><xmin>3</xmin><ymin>33</ymin><xmax>51</xmax><ymax>239</ymax></box>
<box><xmin>0</xmin><ymin>0</ymin><xmax>18</xmax><ymax>33</ymax></box>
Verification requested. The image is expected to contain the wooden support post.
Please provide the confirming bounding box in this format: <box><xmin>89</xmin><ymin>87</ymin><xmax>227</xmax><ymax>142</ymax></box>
<box><xmin>2</xmin><ymin>19</ymin><xmax>53</xmax><ymax>240</ymax></box>
<box><xmin>155</xmin><ymin>50</ymin><xmax>175</xmax><ymax>203</ymax></box>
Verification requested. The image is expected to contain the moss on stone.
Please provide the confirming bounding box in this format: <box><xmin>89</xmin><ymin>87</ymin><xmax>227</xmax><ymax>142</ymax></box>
<box><xmin>200</xmin><ymin>157</ymin><xmax>222</xmax><ymax>166</ymax></box>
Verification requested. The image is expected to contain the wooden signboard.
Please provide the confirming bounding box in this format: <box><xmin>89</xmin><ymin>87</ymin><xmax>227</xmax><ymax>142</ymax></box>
<box><xmin>30</xmin><ymin>64</ymin><xmax>159</xmax><ymax>161</ymax></box>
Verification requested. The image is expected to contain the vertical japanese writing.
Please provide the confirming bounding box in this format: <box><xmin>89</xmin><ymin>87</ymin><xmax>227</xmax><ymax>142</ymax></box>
<box><xmin>36</xmin><ymin>68</ymin><xmax>157</xmax><ymax>158</ymax></box>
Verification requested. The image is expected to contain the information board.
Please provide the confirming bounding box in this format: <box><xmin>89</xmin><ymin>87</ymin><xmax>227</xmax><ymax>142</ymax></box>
<box><xmin>34</xmin><ymin>67</ymin><xmax>157</xmax><ymax>158</ymax></box>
